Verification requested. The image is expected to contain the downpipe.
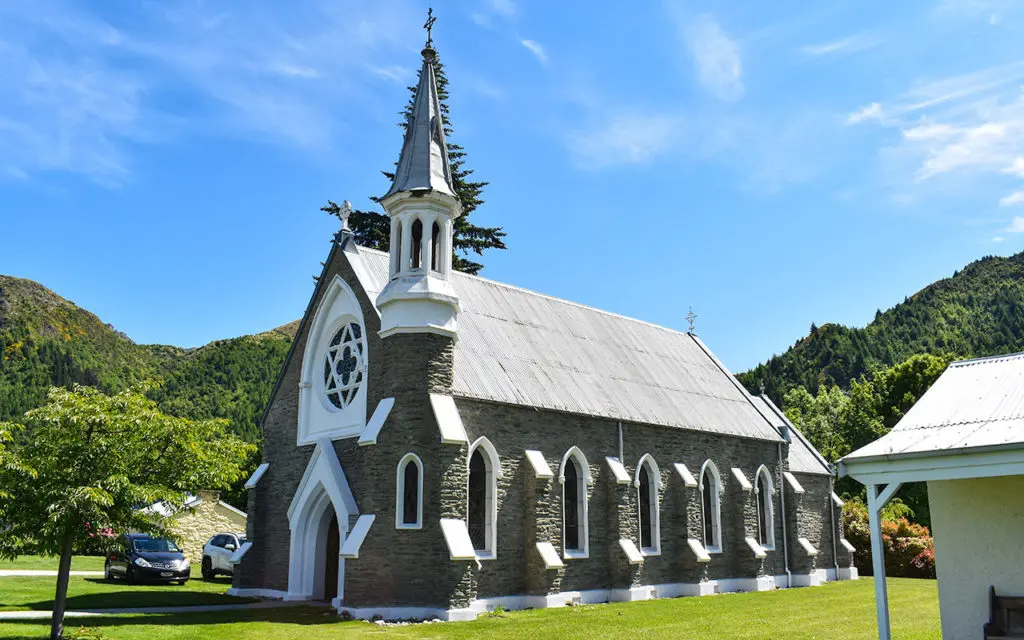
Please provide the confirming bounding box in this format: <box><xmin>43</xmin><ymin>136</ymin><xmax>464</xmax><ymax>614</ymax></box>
<box><xmin>778</xmin><ymin>442</ymin><xmax>792</xmax><ymax>588</ymax></box>
<box><xmin>829</xmin><ymin>472</ymin><xmax>841</xmax><ymax>581</ymax></box>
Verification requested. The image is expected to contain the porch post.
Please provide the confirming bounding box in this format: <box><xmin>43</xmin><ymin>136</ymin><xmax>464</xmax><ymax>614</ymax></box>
<box><xmin>866</xmin><ymin>484</ymin><xmax>891</xmax><ymax>640</ymax></box>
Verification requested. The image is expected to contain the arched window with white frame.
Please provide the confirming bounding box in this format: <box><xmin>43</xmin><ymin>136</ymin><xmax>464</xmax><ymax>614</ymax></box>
<box><xmin>700</xmin><ymin>460</ymin><xmax>723</xmax><ymax>553</ymax></box>
<box><xmin>754</xmin><ymin>465</ymin><xmax>775</xmax><ymax>550</ymax></box>
<box><xmin>635</xmin><ymin>454</ymin><xmax>661</xmax><ymax>555</ymax></box>
<box><xmin>395</xmin><ymin>453</ymin><xmax>423</xmax><ymax>529</ymax></box>
<box><xmin>467</xmin><ymin>437</ymin><xmax>500</xmax><ymax>558</ymax></box>
<box><xmin>559</xmin><ymin>446</ymin><xmax>591</xmax><ymax>559</ymax></box>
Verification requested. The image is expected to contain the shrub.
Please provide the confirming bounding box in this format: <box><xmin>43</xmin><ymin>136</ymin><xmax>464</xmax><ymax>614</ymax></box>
<box><xmin>842</xmin><ymin>498</ymin><xmax>935</xmax><ymax>579</ymax></box>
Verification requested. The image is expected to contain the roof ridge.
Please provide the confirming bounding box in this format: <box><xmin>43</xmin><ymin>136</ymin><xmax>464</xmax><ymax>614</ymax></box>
<box><xmin>357</xmin><ymin>244</ymin><xmax>694</xmax><ymax>339</ymax></box>
<box><xmin>950</xmin><ymin>351</ymin><xmax>1024</xmax><ymax>367</ymax></box>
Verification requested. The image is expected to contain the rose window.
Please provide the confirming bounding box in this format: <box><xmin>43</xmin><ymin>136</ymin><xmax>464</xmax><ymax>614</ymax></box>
<box><xmin>323</xmin><ymin>322</ymin><xmax>365</xmax><ymax>409</ymax></box>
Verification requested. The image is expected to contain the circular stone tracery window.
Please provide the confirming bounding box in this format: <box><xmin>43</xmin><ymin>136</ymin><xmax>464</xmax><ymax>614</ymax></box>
<box><xmin>322</xmin><ymin>322</ymin><xmax>365</xmax><ymax>409</ymax></box>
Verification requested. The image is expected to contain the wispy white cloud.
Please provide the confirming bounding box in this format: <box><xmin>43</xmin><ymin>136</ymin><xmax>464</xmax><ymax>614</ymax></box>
<box><xmin>567</xmin><ymin>112</ymin><xmax>685</xmax><ymax>169</ymax></box>
<box><xmin>1003</xmin><ymin>157</ymin><xmax>1024</xmax><ymax>178</ymax></box>
<box><xmin>0</xmin><ymin>0</ymin><xmax>421</xmax><ymax>183</ymax></box>
<box><xmin>519</xmin><ymin>39</ymin><xmax>548</xmax><ymax>65</ymax></box>
<box><xmin>684</xmin><ymin>14</ymin><xmax>744</xmax><ymax>102</ymax></box>
<box><xmin>471</xmin><ymin>0</ymin><xmax>516</xmax><ymax>28</ymax></box>
<box><xmin>993</xmin><ymin>235</ymin><xmax>1006</xmax><ymax>242</ymax></box>
<box><xmin>846</xmin><ymin>102</ymin><xmax>885</xmax><ymax>125</ymax></box>
<box><xmin>1001</xmin><ymin>191</ymin><xmax>1024</xmax><ymax>206</ymax></box>
<box><xmin>1007</xmin><ymin>216</ymin><xmax>1024</xmax><ymax>231</ymax></box>
<box><xmin>800</xmin><ymin>33</ymin><xmax>881</xmax><ymax>56</ymax></box>
<box><xmin>490</xmin><ymin>0</ymin><xmax>517</xmax><ymax>18</ymax></box>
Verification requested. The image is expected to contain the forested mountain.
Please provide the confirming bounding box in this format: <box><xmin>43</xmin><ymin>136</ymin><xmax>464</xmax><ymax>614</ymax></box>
<box><xmin>738</xmin><ymin>251</ymin><xmax>1024</xmax><ymax>403</ymax></box>
<box><xmin>0</xmin><ymin>275</ymin><xmax>294</xmax><ymax>444</ymax></box>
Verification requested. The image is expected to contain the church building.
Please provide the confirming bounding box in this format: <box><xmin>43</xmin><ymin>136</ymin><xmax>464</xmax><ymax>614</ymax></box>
<box><xmin>230</xmin><ymin>26</ymin><xmax>855</xmax><ymax>621</ymax></box>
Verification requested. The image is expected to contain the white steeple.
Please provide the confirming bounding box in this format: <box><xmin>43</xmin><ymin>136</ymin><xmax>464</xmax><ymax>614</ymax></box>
<box><xmin>376</xmin><ymin>24</ymin><xmax>461</xmax><ymax>340</ymax></box>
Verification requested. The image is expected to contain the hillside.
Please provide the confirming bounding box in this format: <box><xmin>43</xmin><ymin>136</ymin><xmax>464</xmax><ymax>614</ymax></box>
<box><xmin>738</xmin><ymin>252</ymin><xmax>1024</xmax><ymax>402</ymax></box>
<box><xmin>0</xmin><ymin>275</ymin><xmax>293</xmax><ymax>443</ymax></box>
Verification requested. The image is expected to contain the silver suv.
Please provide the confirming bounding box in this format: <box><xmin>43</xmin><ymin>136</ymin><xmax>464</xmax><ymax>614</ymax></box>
<box><xmin>201</xmin><ymin>532</ymin><xmax>245</xmax><ymax>580</ymax></box>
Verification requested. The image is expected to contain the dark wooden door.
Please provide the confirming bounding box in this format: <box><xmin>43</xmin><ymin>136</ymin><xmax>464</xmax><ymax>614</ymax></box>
<box><xmin>324</xmin><ymin>513</ymin><xmax>340</xmax><ymax>602</ymax></box>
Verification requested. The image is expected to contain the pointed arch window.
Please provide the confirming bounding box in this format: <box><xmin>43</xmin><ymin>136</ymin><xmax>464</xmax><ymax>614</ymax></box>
<box><xmin>430</xmin><ymin>221</ymin><xmax>441</xmax><ymax>272</ymax></box>
<box><xmin>411</xmin><ymin>219</ymin><xmax>423</xmax><ymax>269</ymax></box>
<box><xmin>636</xmin><ymin>454</ymin><xmax>661</xmax><ymax>555</ymax></box>
<box><xmin>467</xmin><ymin>437</ymin><xmax>499</xmax><ymax>558</ymax></box>
<box><xmin>700</xmin><ymin>460</ymin><xmax>723</xmax><ymax>553</ymax></box>
<box><xmin>755</xmin><ymin>466</ymin><xmax>775</xmax><ymax>550</ymax></box>
<box><xmin>559</xmin><ymin>447</ymin><xmax>590</xmax><ymax>559</ymax></box>
<box><xmin>396</xmin><ymin>453</ymin><xmax>423</xmax><ymax>530</ymax></box>
<box><xmin>394</xmin><ymin>220</ymin><xmax>403</xmax><ymax>274</ymax></box>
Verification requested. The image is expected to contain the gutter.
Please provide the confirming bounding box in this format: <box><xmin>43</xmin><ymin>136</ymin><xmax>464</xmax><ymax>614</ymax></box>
<box><xmin>838</xmin><ymin>440</ymin><xmax>1024</xmax><ymax>476</ymax></box>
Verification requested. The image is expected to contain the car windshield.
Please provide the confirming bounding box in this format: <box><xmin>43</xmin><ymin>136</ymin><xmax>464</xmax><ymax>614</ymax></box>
<box><xmin>132</xmin><ymin>538</ymin><xmax>180</xmax><ymax>553</ymax></box>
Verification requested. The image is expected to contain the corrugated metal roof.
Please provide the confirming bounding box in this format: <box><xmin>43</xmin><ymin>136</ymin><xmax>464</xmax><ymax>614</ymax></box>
<box><xmin>353</xmin><ymin>246</ymin><xmax>783</xmax><ymax>442</ymax></box>
<box><xmin>749</xmin><ymin>395</ymin><xmax>832</xmax><ymax>475</ymax></box>
<box><xmin>843</xmin><ymin>352</ymin><xmax>1024</xmax><ymax>461</ymax></box>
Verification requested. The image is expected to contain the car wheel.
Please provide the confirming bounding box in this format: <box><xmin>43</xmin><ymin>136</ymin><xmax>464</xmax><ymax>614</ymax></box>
<box><xmin>177</xmin><ymin>579</ymin><xmax>188</xmax><ymax>586</ymax></box>
<box><xmin>125</xmin><ymin>566</ymin><xmax>136</xmax><ymax>584</ymax></box>
<box><xmin>201</xmin><ymin>556</ymin><xmax>214</xmax><ymax>580</ymax></box>
<box><xmin>104</xmin><ymin>561</ymin><xmax>114</xmax><ymax>581</ymax></box>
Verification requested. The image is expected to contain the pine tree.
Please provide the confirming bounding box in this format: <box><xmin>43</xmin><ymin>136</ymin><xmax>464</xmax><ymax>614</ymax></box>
<box><xmin>322</xmin><ymin>48</ymin><xmax>506</xmax><ymax>275</ymax></box>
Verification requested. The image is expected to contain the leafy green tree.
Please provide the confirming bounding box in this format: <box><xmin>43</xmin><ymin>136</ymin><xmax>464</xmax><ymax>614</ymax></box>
<box><xmin>322</xmin><ymin>48</ymin><xmax>506</xmax><ymax>275</ymax></box>
<box><xmin>0</xmin><ymin>385</ymin><xmax>255</xmax><ymax>640</ymax></box>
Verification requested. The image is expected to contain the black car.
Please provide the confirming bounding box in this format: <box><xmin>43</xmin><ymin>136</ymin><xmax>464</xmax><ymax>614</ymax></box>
<box><xmin>105</xmin><ymin>534</ymin><xmax>190</xmax><ymax>584</ymax></box>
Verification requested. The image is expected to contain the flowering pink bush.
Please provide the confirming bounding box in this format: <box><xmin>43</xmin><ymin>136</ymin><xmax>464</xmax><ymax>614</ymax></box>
<box><xmin>843</xmin><ymin>499</ymin><xmax>936</xmax><ymax>579</ymax></box>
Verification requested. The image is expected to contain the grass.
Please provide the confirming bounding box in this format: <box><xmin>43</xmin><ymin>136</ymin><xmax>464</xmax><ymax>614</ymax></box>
<box><xmin>0</xmin><ymin>578</ymin><xmax>941</xmax><ymax>640</ymax></box>
<box><xmin>0</xmin><ymin>557</ymin><xmax>105</xmax><ymax>572</ymax></box>
<box><xmin>0</xmin><ymin>575</ymin><xmax>249</xmax><ymax>612</ymax></box>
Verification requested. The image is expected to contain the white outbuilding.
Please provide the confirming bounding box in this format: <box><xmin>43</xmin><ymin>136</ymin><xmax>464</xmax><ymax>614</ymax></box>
<box><xmin>839</xmin><ymin>352</ymin><xmax>1024</xmax><ymax>640</ymax></box>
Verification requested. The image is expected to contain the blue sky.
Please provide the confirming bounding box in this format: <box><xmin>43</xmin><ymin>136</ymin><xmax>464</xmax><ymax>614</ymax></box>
<box><xmin>3</xmin><ymin>0</ymin><xmax>1024</xmax><ymax>372</ymax></box>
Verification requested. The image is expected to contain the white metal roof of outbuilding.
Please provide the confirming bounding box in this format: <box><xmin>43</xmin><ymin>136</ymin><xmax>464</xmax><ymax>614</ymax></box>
<box><xmin>843</xmin><ymin>352</ymin><xmax>1024</xmax><ymax>464</ymax></box>
<box><xmin>351</xmin><ymin>246</ymin><xmax>785</xmax><ymax>442</ymax></box>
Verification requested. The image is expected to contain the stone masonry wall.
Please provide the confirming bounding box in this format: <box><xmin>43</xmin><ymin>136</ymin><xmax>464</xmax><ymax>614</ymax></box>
<box><xmin>171</xmin><ymin>491</ymin><xmax>246</xmax><ymax>563</ymax></box>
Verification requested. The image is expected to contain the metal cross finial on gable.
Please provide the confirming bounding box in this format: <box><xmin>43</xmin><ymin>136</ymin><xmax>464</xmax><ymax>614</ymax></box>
<box><xmin>424</xmin><ymin>7</ymin><xmax>437</xmax><ymax>47</ymax></box>
<box><xmin>685</xmin><ymin>307</ymin><xmax>698</xmax><ymax>334</ymax></box>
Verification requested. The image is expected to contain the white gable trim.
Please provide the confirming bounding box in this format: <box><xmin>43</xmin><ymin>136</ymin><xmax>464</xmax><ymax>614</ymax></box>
<box><xmin>430</xmin><ymin>394</ymin><xmax>468</xmax><ymax>444</ymax></box>
<box><xmin>218</xmin><ymin>500</ymin><xmax>248</xmax><ymax>519</ymax></box>
<box><xmin>745</xmin><ymin>536</ymin><xmax>767</xmax><ymax>559</ymax></box>
<box><xmin>731</xmin><ymin>467</ymin><xmax>753</xmax><ymax>491</ymax></box>
<box><xmin>783</xmin><ymin>471</ymin><xmax>806</xmax><ymax>494</ymax></box>
<box><xmin>605</xmin><ymin>457</ymin><xmax>631</xmax><ymax>484</ymax></box>
<box><xmin>440</xmin><ymin>518</ymin><xmax>476</xmax><ymax>560</ymax></box>
<box><xmin>245</xmin><ymin>463</ymin><xmax>270</xmax><ymax>490</ymax></box>
<box><xmin>287</xmin><ymin>438</ymin><xmax>359</xmax><ymax>522</ymax></box>
<box><xmin>358</xmin><ymin>398</ymin><xmax>395</xmax><ymax>446</ymax></box>
<box><xmin>297</xmin><ymin>275</ymin><xmax>368</xmax><ymax>446</ymax></box>
<box><xmin>673</xmin><ymin>463</ymin><xmax>697</xmax><ymax>487</ymax></box>
<box><xmin>535</xmin><ymin>542</ymin><xmax>564</xmax><ymax>569</ymax></box>
<box><xmin>797</xmin><ymin>537</ymin><xmax>818</xmax><ymax>556</ymax></box>
<box><xmin>340</xmin><ymin>515</ymin><xmax>376</xmax><ymax>559</ymax></box>
<box><xmin>687</xmin><ymin>538</ymin><xmax>711</xmax><ymax>563</ymax></box>
<box><xmin>618</xmin><ymin>539</ymin><xmax>644</xmax><ymax>565</ymax></box>
<box><xmin>525</xmin><ymin>450</ymin><xmax>554</xmax><ymax>479</ymax></box>
<box><xmin>230</xmin><ymin>541</ymin><xmax>253</xmax><ymax>565</ymax></box>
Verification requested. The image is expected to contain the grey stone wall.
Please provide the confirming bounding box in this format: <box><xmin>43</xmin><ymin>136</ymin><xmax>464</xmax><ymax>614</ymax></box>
<box><xmin>237</xmin><ymin>239</ymin><xmax>845</xmax><ymax>610</ymax></box>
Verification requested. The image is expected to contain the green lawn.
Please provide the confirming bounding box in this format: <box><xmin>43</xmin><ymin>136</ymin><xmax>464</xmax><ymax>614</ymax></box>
<box><xmin>0</xmin><ymin>578</ymin><xmax>941</xmax><ymax>640</ymax></box>
<box><xmin>0</xmin><ymin>575</ymin><xmax>249</xmax><ymax>612</ymax></box>
<box><xmin>0</xmin><ymin>557</ymin><xmax>105</xmax><ymax>572</ymax></box>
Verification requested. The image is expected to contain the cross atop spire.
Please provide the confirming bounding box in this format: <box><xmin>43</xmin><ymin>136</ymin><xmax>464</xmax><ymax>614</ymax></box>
<box><xmin>382</xmin><ymin>12</ymin><xmax>457</xmax><ymax>202</ymax></box>
<box><xmin>424</xmin><ymin>7</ymin><xmax>436</xmax><ymax>49</ymax></box>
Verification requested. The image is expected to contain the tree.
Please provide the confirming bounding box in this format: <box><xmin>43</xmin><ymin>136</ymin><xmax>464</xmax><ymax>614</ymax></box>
<box><xmin>0</xmin><ymin>385</ymin><xmax>255</xmax><ymax>639</ymax></box>
<box><xmin>322</xmin><ymin>48</ymin><xmax>506</xmax><ymax>275</ymax></box>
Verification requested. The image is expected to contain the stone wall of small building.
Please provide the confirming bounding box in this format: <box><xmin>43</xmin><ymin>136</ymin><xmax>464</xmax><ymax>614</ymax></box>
<box><xmin>171</xmin><ymin>491</ymin><xmax>247</xmax><ymax>563</ymax></box>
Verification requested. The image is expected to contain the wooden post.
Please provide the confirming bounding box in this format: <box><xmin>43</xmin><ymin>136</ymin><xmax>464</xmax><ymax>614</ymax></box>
<box><xmin>867</xmin><ymin>484</ymin><xmax>891</xmax><ymax>640</ymax></box>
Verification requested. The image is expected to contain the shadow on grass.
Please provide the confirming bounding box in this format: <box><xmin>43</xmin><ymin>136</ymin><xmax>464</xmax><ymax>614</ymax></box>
<box><xmin>0</xmin><ymin>606</ymin><xmax>346</xmax><ymax>639</ymax></box>
<box><xmin>0</xmin><ymin>578</ymin><xmax>247</xmax><ymax>612</ymax></box>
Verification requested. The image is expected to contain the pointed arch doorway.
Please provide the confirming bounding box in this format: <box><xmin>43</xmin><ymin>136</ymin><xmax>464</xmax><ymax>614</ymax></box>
<box><xmin>286</xmin><ymin>439</ymin><xmax>359</xmax><ymax>605</ymax></box>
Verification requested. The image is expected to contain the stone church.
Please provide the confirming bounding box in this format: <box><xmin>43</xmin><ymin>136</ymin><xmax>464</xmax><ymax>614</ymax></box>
<box><xmin>230</xmin><ymin>31</ymin><xmax>856</xmax><ymax>621</ymax></box>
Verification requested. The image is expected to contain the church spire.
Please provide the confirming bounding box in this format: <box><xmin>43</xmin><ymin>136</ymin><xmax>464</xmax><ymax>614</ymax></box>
<box><xmin>376</xmin><ymin>8</ymin><xmax>461</xmax><ymax>342</ymax></box>
<box><xmin>382</xmin><ymin>14</ymin><xmax>456</xmax><ymax>201</ymax></box>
